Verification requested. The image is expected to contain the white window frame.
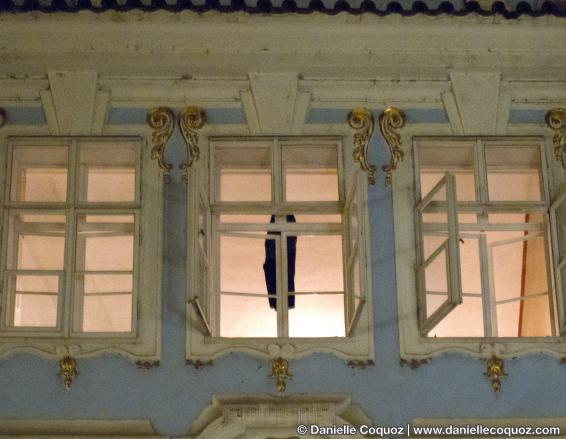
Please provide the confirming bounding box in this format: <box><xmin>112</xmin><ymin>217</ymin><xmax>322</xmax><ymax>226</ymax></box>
<box><xmin>394</xmin><ymin>134</ymin><xmax>566</xmax><ymax>360</ymax></box>
<box><xmin>186</xmin><ymin>135</ymin><xmax>374</xmax><ymax>362</ymax></box>
<box><xmin>0</xmin><ymin>137</ymin><xmax>162</xmax><ymax>362</ymax></box>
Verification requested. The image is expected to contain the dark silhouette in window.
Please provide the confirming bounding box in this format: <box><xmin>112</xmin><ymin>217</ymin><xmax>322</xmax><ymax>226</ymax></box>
<box><xmin>263</xmin><ymin>215</ymin><xmax>296</xmax><ymax>309</ymax></box>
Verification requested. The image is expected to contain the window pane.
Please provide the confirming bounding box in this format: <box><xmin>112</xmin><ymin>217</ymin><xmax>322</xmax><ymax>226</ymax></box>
<box><xmin>78</xmin><ymin>143</ymin><xmax>137</xmax><ymax>202</ymax></box>
<box><xmin>10</xmin><ymin>145</ymin><xmax>68</xmax><ymax>202</ymax></box>
<box><xmin>8</xmin><ymin>213</ymin><xmax>66</xmax><ymax>270</ymax></box>
<box><xmin>460</xmin><ymin>237</ymin><xmax>482</xmax><ymax>295</ymax></box>
<box><xmin>424</xmin><ymin>246</ymin><xmax>448</xmax><ymax>294</ymax></box>
<box><xmin>486</xmin><ymin>145</ymin><xmax>542</xmax><ymax>201</ymax></box>
<box><xmin>84</xmin><ymin>274</ymin><xmax>133</xmax><ymax>293</ymax></box>
<box><xmin>418</xmin><ymin>142</ymin><xmax>476</xmax><ymax>201</ymax></box>
<box><xmin>219</xmin><ymin>215</ymin><xmax>271</xmax><ymax>223</ymax></box>
<box><xmin>83</xmin><ymin>294</ymin><xmax>132</xmax><ymax>332</ymax></box>
<box><xmin>282</xmin><ymin>146</ymin><xmax>339</xmax><ymax>202</ymax></box>
<box><xmin>220</xmin><ymin>294</ymin><xmax>276</xmax><ymax>337</ymax></box>
<box><xmin>220</xmin><ymin>235</ymin><xmax>272</xmax><ymax>294</ymax></box>
<box><xmin>14</xmin><ymin>294</ymin><xmax>58</xmax><ymax>327</ymax></box>
<box><xmin>16</xmin><ymin>275</ymin><xmax>59</xmax><ymax>293</ymax></box>
<box><xmin>288</xmin><ymin>294</ymin><xmax>345</xmax><ymax>337</ymax></box>
<box><xmin>294</xmin><ymin>234</ymin><xmax>343</xmax><ymax>292</ymax></box>
<box><xmin>76</xmin><ymin>215</ymin><xmax>134</xmax><ymax>271</ymax></box>
<box><xmin>429</xmin><ymin>295</ymin><xmax>484</xmax><ymax>337</ymax></box>
<box><xmin>294</xmin><ymin>214</ymin><xmax>342</xmax><ymax>223</ymax></box>
<box><xmin>215</xmin><ymin>146</ymin><xmax>271</xmax><ymax>202</ymax></box>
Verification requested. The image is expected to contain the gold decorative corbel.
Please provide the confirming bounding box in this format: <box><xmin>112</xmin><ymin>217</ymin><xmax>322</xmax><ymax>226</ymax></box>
<box><xmin>270</xmin><ymin>357</ymin><xmax>291</xmax><ymax>394</ymax></box>
<box><xmin>379</xmin><ymin>107</ymin><xmax>407</xmax><ymax>186</ymax></box>
<box><xmin>347</xmin><ymin>107</ymin><xmax>377</xmax><ymax>185</ymax></box>
<box><xmin>545</xmin><ymin>108</ymin><xmax>566</xmax><ymax>166</ymax></box>
<box><xmin>147</xmin><ymin>107</ymin><xmax>175</xmax><ymax>183</ymax></box>
<box><xmin>186</xmin><ymin>359</ymin><xmax>214</xmax><ymax>370</ymax></box>
<box><xmin>178</xmin><ymin>106</ymin><xmax>207</xmax><ymax>184</ymax></box>
<box><xmin>399</xmin><ymin>358</ymin><xmax>429</xmax><ymax>370</ymax></box>
<box><xmin>484</xmin><ymin>356</ymin><xmax>506</xmax><ymax>393</ymax></box>
<box><xmin>0</xmin><ymin>108</ymin><xmax>6</xmax><ymax>128</ymax></box>
<box><xmin>58</xmin><ymin>356</ymin><xmax>79</xmax><ymax>390</ymax></box>
<box><xmin>135</xmin><ymin>360</ymin><xmax>160</xmax><ymax>370</ymax></box>
<box><xmin>347</xmin><ymin>359</ymin><xmax>375</xmax><ymax>369</ymax></box>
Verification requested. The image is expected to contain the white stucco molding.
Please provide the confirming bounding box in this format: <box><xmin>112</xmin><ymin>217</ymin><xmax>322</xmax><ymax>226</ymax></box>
<box><xmin>187</xmin><ymin>394</ymin><xmax>373</xmax><ymax>439</ymax></box>
<box><xmin>241</xmin><ymin>72</ymin><xmax>311</xmax><ymax>135</ymax></box>
<box><xmin>39</xmin><ymin>71</ymin><xmax>110</xmax><ymax>135</ymax></box>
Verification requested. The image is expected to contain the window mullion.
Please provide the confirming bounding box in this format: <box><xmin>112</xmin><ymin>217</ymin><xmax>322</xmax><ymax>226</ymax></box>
<box><xmin>480</xmin><ymin>234</ymin><xmax>496</xmax><ymax>337</ymax></box>
<box><xmin>62</xmin><ymin>140</ymin><xmax>79</xmax><ymax>337</ymax></box>
<box><xmin>278</xmin><ymin>233</ymin><xmax>288</xmax><ymax>337</ymax></box>
<box><xmin>476</xmin><ymin>138</ymin><xmax>488</xmax><ymax>204</ymax></box>
<box><xmin>273</xmin><ymin>138</ymin><xmax>282</xmax><ymax>205</ymax></box>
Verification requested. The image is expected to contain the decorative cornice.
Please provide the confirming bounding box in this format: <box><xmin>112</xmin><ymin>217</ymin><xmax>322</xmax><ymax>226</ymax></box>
<box><xmin>58</xmin><ymin>356</ymin><xmax>79</xmax><ymax>390</ymax></box>
<box><xmin>147</xmin><ymin>107</ymin><xmax>175</xmax><ymax>183</ymax></box>
<box><xmin>545</xmin><ymin>108</ymin><xmax>566</xmax><ymax>166</ymax></box>
<box><xmin>2</xmin><ymin>1</ymin><xmax>566</xmax><ymax>18</ymax></box>
<box><xmin>270</xmin><ymin>357</ymin><xmax>291</xmax><ymax>394</ymax></box>
<box><xmin>484</xmin><ymin>356</ymin><xmax>506</xmax><ymax>393</ymax></box>
<box><xmin>379</xmin><ymin>107</ymin><xmax>406</xmax><ymax>186</ymax></box>
<box><xmin>0</xmin><ymin>108</ymin><xmax>6</xmax><ymax>128</ymax></box>
<box><xmin>347</xmin><ymin>107</ymin><xmax>376</xmax><ymax>185</ymax></box>
<box><xmin>178</xmin><ymin>106</ymin><xmax>207</xmax><ymax>184</ymax></box>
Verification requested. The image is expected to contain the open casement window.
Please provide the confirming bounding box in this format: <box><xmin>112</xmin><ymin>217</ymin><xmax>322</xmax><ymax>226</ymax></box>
<box><xmin>0</xmin><ymin>138</ymin><xmax>161</xmax><ymax>361</ymax></box>
<box><xmin>550</xmin><ymin>187</ymin><xmax>566</xmax><ymax>335</ymax></box>
<box><xmin>395</xmin><ymin>136</ymin><xmax>565</xmax><ymax>360</ymax></box>
<box><xmin>416</xmin><ymin>173</ymin><xmax>462</xmax><ymax>335</ymax></box>
<box><xmin>187</xmin><ymin>137</ymin><xmax>374</xmax><ymax>362</ymax></box>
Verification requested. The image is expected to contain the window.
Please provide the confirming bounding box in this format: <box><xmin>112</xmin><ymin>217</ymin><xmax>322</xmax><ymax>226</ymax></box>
<box><xmin>187</xmin><ymin>137</ymin><xmax>373</xmax><ymax>362</ymax></box>
<box><xmin>395</xmin><ymin>136</ymin><xmax>566</xmax><ymax>360</ymax></box>
<box><xmin>0</xmin><ymin>138</ymin><xmax>161</xmax><ymax>361</ymax></box>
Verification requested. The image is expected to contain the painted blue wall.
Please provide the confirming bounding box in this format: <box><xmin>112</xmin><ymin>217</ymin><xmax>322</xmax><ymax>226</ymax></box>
<box><xmin>0</xmin><ymin>106</ymin><xmax>563</xmax><ymax>436</ymax></box>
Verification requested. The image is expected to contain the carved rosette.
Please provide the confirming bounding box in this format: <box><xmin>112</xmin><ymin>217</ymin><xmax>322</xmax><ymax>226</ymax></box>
<box><xmin>379</xmin><ymin>107</ymin><xmax>407</xmax><ymax>186</ymax></box>
<box><xmin>347</xmin><ymin>108</ymin><xmax>377</xmax><ymax>185</ymax></box>
<box><xmin>179</xmin><ymin>106</ymin><xmax>207</xmax><ymax>184</ymax></box>
<box><xmin>0</xmin><ymin>108</ymin><xmax>6</xmax><ymax>128</ymax></box>
<box><xmin>270</xmin><ymin>357</ymin><xmax>291</xmax><ymax>394</ymax></box>
<box><xmin>58</xmin><ymin>356</ymin><xmax>79</xmax><ymax>390</ymax></box>
<box><xmin>484</xmin><ymin>356</ymin><xmax>506</xmax><ymax>393</ymax></box>
<box><xmin>147</xmin><ymin>107</ymin><xmax>175</xmax><ymax>183</ymax></box>
<box><xmin>545</xmin><ymin>108</ymin><xmax>566</xmax><ymax>166</ymax></box>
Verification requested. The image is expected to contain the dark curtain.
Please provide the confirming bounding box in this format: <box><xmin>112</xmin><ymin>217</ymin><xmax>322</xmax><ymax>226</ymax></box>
<box><xmin>263</xmin><ymin>215</ymin><xmax>296</xmax><ymax>309</ymax></box>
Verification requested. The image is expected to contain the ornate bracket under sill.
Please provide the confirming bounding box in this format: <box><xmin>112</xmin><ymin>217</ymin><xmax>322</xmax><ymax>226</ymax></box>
<box><xmin>0</xmin><ymin>108</ymin><xmax>6</xmax><ymax>128</ymax></box>
<box><xmin>347</xmin><ymin>359</ymin><xmax>375</xmax><ymax>369</ymax></box>
<box><xmin>58</xmin><ymin>356</ymin><xmax>79</xmax><ymax>390</ymax></box>
<box><xmin>545</xmin><ymin>108</ymin><xmax>566</xmax><ymax>167</ymax></box>
<box><xmin>179</xmin><ymin>106</ymin><xmax>207</xmax><ymax>184</ymax></box>
<box><xmin>187</xmin><ymin>359</ymin><xmax>214</xmax><ymax>370</ymax></box>
<box><xmin>270</xmin><ymin>357</ymin><xmax>291</xmax><ymax>394</ymax></box>
<box><xmin>347</xmin><ymin>107</ymin><xmax>377</xmax><ymax>185</ymax></box>
<box><xmin>379</xmin><ymin>107</ymin><xmax>407</xmax><ymax>186</ymax></box>
<box><xmin>147</xmin><ymin>107</ymin><xmax>175</xmax><ymax>183</ymax></box>
<box><xmin>484</xmin><ymin>356</ymin><xmax>506</xmax><ymax>393</ymax></box>
<box><xmin>400</xmin><ymin>358</ymin><xmax>429</xmax><ymax>369</ymax></box>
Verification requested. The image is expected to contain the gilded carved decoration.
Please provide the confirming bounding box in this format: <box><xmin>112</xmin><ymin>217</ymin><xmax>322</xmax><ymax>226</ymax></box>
<box><xmin>0</xmin><ymin>108</ymin><xmax>6</xmax><ymax>128</ymax></box>
<box><xmin>347</xmin><ymin>107</ymin><xmax>377</xmax><ymax>185</ymax></box>
<box><xmin>58</xmin><ymin>356</ymin><xmax>79</xmax><ymax>390</ymax></box>
<box><xmin>399</xmin><ymin>358</ymin><xmax>429</xmax><ymax>369</ymax></box>
<box><xmin>484</xmin><ymin>356</ymin><xmax>506</xmax><ymax>393</ymax></box>
<box><xmin>179</xmin><ymin>106</ymin><xmax>206</xmax><ymax>184</ymax></box>
<box><xmin>379</xmin><ymin>107</ymin><xmax>407</xmax><ymax>186</ymax></box>
<box><xmin>347</xmin><ymin>359</ymin><xmax>375</xmax><ymax>369</ymax></box>
<box><xmin>147</xmin><ymin>107</ymin><xmax>175</xmax><ymax>182</ymax></box>
<box><xmin>545</xmin><ymin>108</ymin><xmax>566</xmax><ymax>166</ymax></box>
<box><xmin>136</xmin><ymin>360</ymin><xmax>160</xmax><ymax>369</ymax></box>
<box><xmin>270</xmin><ymin>357</ymin><xmax>291</xmax><ymax>394</ymax></box>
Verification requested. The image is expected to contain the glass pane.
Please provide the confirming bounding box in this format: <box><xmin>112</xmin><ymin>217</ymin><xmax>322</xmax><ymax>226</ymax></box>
<box><xmin>294</xmin><ymin>234</ymin><xmax>343</xmax><ymax>292</ymax></box>
<box><xmin>76</xmin><ymin>215</ymin><xmax>134</xmax><ymax>271</ymax></box>
<box><xmin>513</xmin><ymin>295</ymin><xmax>552</xmax><ymax>337</ymax></box>
<box><xmin>422</xmin><ymin>234</ymin><xmax>447</xmax><ymax>260</ymax></box>
<box><xmin>84</xmin><ymin>274</ymin><xmax>132</xmax><ymax>293</ymax></box>
<box><xmin>16</xmin><ymin>275</ymin><xmax>58</xmax><ymax>293</ymax></box>
<box><xmin>215</xmin><ymin>146</ymin><xmax>271</xmax><ymax>202</ymax></box>
<box><xmin>424</xmin><ymin>247</ymin><xmax>448</xmax><ymax>293</ymax></box>
<box><xmin>489</xmin><ymin>213</ymin><xmax>544</xmax><ymax>224</ymax></box>
<box><xmin>8</xmin><ymin>213</ymin><xmax>66</xmax><ymax>270</ymax></box>
<box><xmin>288</xmin><ymin>294</ymin><xmax>345</xmax><ymax>337</ymax></box>
<box><xmin>78</xmin><ymin>143</ymin><xmax>137</xmax><ymax>202</ymax></box>
<box><xmin>460</xmin><ymin>237</ymin><xmax>481</xmax><ymax>294</ymax></box>
<box><xmin>418</xmin><ymin>142</ymin><xmax>476</xmax><ymax>201</ymax></box>
<box><xmin>429</xmin><ymin>296</ymin><xmax>484</xmax><ymax>337</ymax></box>
<box><xmin>426</xmin><ymin>292</ymin><xmax>447</xmax><ymax>317</ymax></box>
<box><xmin>220</xmin><ymin>235</ymin><xmax>272</xmax><ymax>294</ymax></box>
<box><xmin>83</xmin><ymin>294</ymin><xmax>132</xmax><ymax>332</ymax></box>
<box><xmin>220</xmin><ymin>294</ymin><xmax>276</xmax><ymax>337</ymax></box>
<box><xmin>14</xmin><ymin>294</ymin><xmax>58</xmax><ymax>327</ymax></box>
<box><xmin>294</xmin><ymin>214</ymin><xmax>342</xmax><ymax>223</ymax></box>
<box><xmin>219</xmin><ymin>215</ymin><xmax>271</xmax><ymax>223</ymax></box>
<box><xmin>10</xmin><ymin>145</ymin><xmax>68</xmax><ymax>202</ymax></box>
<box><xmin>283</xmin><ymin>146</ymin><xmax>339</xmax><ymax>202</ymax></box>
<box><xmin>486</xmin><ymin>145</ymin><xmax>542</xmax><ymax>201</ymax></box>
